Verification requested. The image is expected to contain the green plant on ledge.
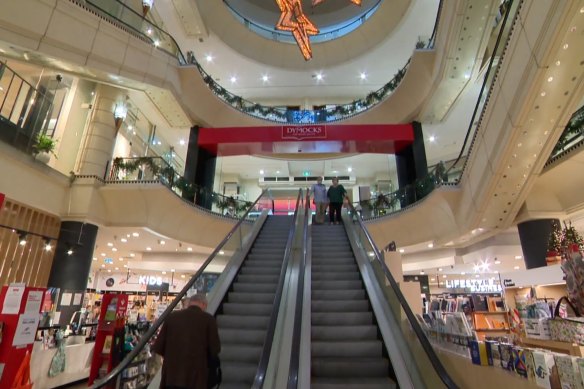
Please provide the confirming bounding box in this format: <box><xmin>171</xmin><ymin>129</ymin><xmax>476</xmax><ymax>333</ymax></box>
<box><xmin>33</xmin><ymin>133</ymin><xmax>58</xmax><ymax>158</ymax></box>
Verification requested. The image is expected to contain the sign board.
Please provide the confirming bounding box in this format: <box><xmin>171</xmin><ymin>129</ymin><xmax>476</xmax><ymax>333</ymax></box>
<box><xmin>445</xmin><ymin>278</ymin><xmax>502</xmax><ymax>293</ymax></box>
<box><xmin>281</xmin><ymin>125</ymin><xmax>327</xmax><ymax>140</ymax></box>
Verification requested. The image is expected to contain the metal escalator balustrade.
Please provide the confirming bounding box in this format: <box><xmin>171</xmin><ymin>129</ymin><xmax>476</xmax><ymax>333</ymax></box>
<box><xmin>89</xmin><ymin>189</ymin><xmax>276</xmax><ymax>388</ymax></box>
<box><xmin>344</xmin><ymin>203</ymin><xmax>460</xmax><ymax>389</ymax></box>
<box><xmin>310</xmin><ymin>224</ymin><xmax>396</xmax><ymax>389</ymax></box>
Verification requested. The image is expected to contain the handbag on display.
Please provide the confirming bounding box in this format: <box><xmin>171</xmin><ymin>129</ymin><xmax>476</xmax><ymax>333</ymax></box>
<box><xmin>549</xmin><ymin>296</ymin><xmax>584</xmax><ymax>346</ymax></box>
<box><xmin>11</xmin><ymin>351</ymin><xmax>33</xmax><ymax>389</ymax></box>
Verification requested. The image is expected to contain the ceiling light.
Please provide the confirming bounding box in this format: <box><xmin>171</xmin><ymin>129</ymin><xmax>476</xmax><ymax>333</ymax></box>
<box><xmin>171</xmin><ymin>269</ymin><xmax>175</xmax><ymax>272</ymax></box>
<box><xmin>146</xmin><ymin>247</ymin><xmax>152</xmax><ymax>251</ymax></box>
<box><xmin>540</xmin><ymin>91</ymin><xmax>546</xmax><ymax>97</ymax></box>
<box><xmin>438</xmin><ymin>268</ymin><xmax>443</xmax><ymax>272</ymax></box>
<box><xmin>115</xmin><ymin>267</ymin><xmax>119</xmax><ymax>271</ymax></box>
<box><xmin>430</xmin><ymin>278</ymin><xmax>435</xmax><ymax>281</ymax></box>
<box><xmin>359</xmin><ymin>72</ymin><xmax>367</xmax><ymax>80</ymax></box>
<box><xmin>101</xmin><ymin>264</ymin><xmax>105</xmax><ymax>268</ymax></box>
<box><xmin>219</xmin><ymin>250</ymin><xmax>225</xmax><ymax>255</ymax></box>
<box><xmin>147</xmin><ymin>28</ymin><xmax>152</xmax><ymax>35</ymax></box>
<box><xmin>121</xmin><ymin>238</ymin><xmax>127</xmax><ymax>243</ymax></box>
<box><xmin>18</xmin><ymin>232</ymin><xmax>28</xmax><ymax>246</ymax></box>
<box><xmin>399</xmin><ymin>249</ymin><xmax>405</xmax><ymax>253</ymax></box>
<box><xmin>464</xmin><ymin>73</ymin><xmax>470</xmax><ymax>79</ymax></box>
<box><xmin>259</xmin><ymin>169</ymin><xmax>264</xmax><ymax>175</ymax></box>
<box><xmin>67</xmin><ymin>248</ymin><xmax>74</xmax><ymax>255</ymax></box>
<box><xmin>347</xmin><ymin>167</ymin><xmax>352</xmax><ymax>172</ymax></box>
<box><xmin>494</xmin><ymin>260</ymin><xmax>501</xmax><ymax>265</ymax></box>
<box><xmin>130</xmin><ymin>253</ymin><xmax>135</xmax><ymax>257</ymax></box>
<box><xmin>420</xmin><ymin>271</ymin><xmax>425</xmax><ymax>275</ymax></box>
<box><xmin>442</xmin><ymin>275</ymin><xmax>447</xmax><ymax>278</ymax></box>
<box><xmin>515</xmin><ymin>255</ymin><xmax>522</xmax><ymax>259</ymax></box>
<box><xmin>563</xmin><ymin>43</ymin><xmax>569</xmax><ymax>50</ymax></box>
<box><xmin>112</xmin><ymin>247</ymin><xmax>117</xmax><ymax>252</ymax></box>
<box><xmin>162</xmin><ymin>271</ymin><xmax>167</xmax><ymax>275</ymax></box>
<box><xmin>159</xmin><ymin>240</ymin><xmax>166</xmax><ymax>245</ymax></box>
<box><xmin>187</xmin><ymin>247</ymin><xmax>193</xmax><ymax>252</ymax></box>
<box><xmin>119</xmin><ymin>257</ymin><xmax>124</xmax><ymax>261</ymax></box>
<box><xmin>429</xmin><ymin>136</ymin><xmax>436</xmax><ymax>142</ymax></box>
<box><xmin>547</xmin><ymin>76</ymin><xmax>553</xmax><ymax>82</ymax></box>
<box><xmin>276</xmin><ymin>170</ymin><xmax>280</xmax><ymax>174</ymax></box>
<box><xmin>153</xmin><ymin>40</ymin><xmax>160</xmax><ymax>47</ymax></box>
<box><xmin>205</xmin><ymin>54</ymin><xmax>214</xmax><ymax>62</ymax></box>
<box><xmin>107</xmin><ymin>269</ymin><xmax>111</xmax><ymax>273</ymax></box>
<box><xmin>461</xmin><ymin>272</ymin><xmax>466</xmax><ymax>275</ymax></box>
<box><xmin>315</xmin><ymin>73</ymin><xmax>323</xmax><ymax>81</ymax></box>
<box><xmin>179</xmin><ymin>139</ymin><xmax>186</xmax><ymax>146</ymax></box>
<box><xmin>107</xmin><ymin>242</ymin><xmax>113</xmax><ymax>247</ymax></box>
<box><xmin>427</xmin><ymin>243</ymin><xmax>434</xmax><ymax>248</ymax></box>
<box><xmin>132</xmin><ymin>232</ymin><xmax>139</xmax><ymax>237</ymax></box>
<box><xmin>181</xmin><ymin>274</ymin><xmax>186</xmax><ymax>278</ymax></box>
<box><xmin>230</xmin><ymin>76</ymin><xmax>237</xmax><ymax>83</ymax></box>
<box><xmin>262</xmin><ymin>75</ymin><xmax>269</xmax><ymax>82</ymax></box>
<box><xmin>101</xmin><ymin>253</ymin><xmax>106</xmax><ymax>257</ymax></box>
<box><xmin>475</xmin><ymin>274</ymin><xmax>480</xmax><ymax>278</ymax></box>
<box><xmin>514</xmin><ymin>266</ymin><xmax>520</xmax><ymax>270</ymax></box>
<box><xmin>93</xmin><ymin>257</ymin><xmax>97</xmax><ymax>261</ymax></box>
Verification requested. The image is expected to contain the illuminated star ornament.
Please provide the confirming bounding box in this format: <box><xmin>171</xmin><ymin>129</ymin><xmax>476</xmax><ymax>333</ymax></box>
<box><xmin>275</xmin><ymin>0</ymin><xmax>361</xmax><ymax>60</ymax></box>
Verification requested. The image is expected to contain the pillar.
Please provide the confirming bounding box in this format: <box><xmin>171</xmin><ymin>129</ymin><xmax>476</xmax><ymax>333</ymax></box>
<box><xmin>395</xmin><ymin>121</ymin><xmax>429</xmax><ymax>206</ymax></box>
<box><xmin>517</xmin><ymin>219</ymin><xmax>559</xmax><ymax>269</ymax></box>
<box><xmin>183</xmin><ymin>126</ymin><xmax>217</xmax><ymax>209</ymax></box>
<box><xmin>78</xmin><ymin>85</ymin><xmax>126</xmax><ymax>178</ymax></box>
<box><xmin>47</xmin><ymin>221</ymin><xmax>98</xmax><ymax>323</ymax></box>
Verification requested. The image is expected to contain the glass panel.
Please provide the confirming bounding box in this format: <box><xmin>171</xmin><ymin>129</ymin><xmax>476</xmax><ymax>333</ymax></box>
<box><xmin>347</xmin><ymin>209</ymin><xmax>459</xmax><ymax>388</ymax></box>
<box><xmin>1</xmin><ymin>76</ymin><xmax>21</xmax><ymax>120</ymax></box>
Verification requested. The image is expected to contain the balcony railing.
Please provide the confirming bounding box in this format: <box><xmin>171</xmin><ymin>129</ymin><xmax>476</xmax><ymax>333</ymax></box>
<box><xmin>109</xmin><ymin>157</ymin><xmax>258</xmax><ymax>218</ymax></box>
<box><xmin>545</xmin><ymin>104</ymin><xmax>584</xmax><ymax>166</ymax></box>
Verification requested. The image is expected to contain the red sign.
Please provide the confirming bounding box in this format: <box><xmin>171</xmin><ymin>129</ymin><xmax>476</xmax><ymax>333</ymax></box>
<box><xmin>282</xmin><ymin>125</ymin><xmax>327</xmax><ymax>140</ymax></box>
<box><xmin>0</xmin><ymin>193</ymin><xmax>4</xmax><ymax>209</ymax></box>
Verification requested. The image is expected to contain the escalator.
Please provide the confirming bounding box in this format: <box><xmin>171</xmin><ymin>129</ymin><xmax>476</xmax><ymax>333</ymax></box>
<box><xmin>310</xmin><ymin>224</ymin><xmax>396</xmax><ymax>389</ymax></box>
<box><xmin>217</xmin><ymin>215</ymin><xmax>293</xmax><ymax>388</ymax></box>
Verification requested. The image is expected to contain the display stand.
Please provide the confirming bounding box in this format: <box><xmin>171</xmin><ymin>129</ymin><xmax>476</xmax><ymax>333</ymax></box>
<box><xmin>88</xmin><ymin>293</ymin><xmax>128</xmax><ymax>388</ymax></box>
<box><xmin>0</xmin><ymin>285</ymin><xmax>46</xmax><ymax>388</ymax></box>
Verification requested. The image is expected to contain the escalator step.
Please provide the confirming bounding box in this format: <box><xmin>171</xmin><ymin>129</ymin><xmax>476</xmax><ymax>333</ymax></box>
<box><xmin>311</xmin><ymin>272</ymin><xmax>360</xmax><ymax>281</ymax></box>
<box><xmin>311</xmin><ymin>357</ymin><xmax>389</xmax><ymax>377</ymax></box>
<box><xmin>223</xmin><ymin>303</ymin><xmax>273</xmax><ymax>316</ymax></box>
<box><xmin>227</xmin><ymin>292</ymin><xmax>275</xmax><ymax>304</ymax></box>
<box><xmin>221</xmin><ymin>361</ymin><xmax>258</xmax><ymax>385</ymax></box>
<box><xmin>219</xmin><ymin>328</ymin><xmax>266</xmax><ymax>345</ymax></box>
<box><xmin>312</xmin><ymin>290</ymin><xmax>365</xmax><ymax>300</ymax></box>
<box><xmin>311</xmin><ymin>377</ymin><xmax>397</xmax><ymax>389</ymax></box>
<box><xmin>232</xmin><ymin>282</ymin><xmax>277</xmax><ymax>293</ymax></box>
<box><xmin>312</xmin><ymin>280</ymin><xmax>362</xmax><ymax>290</ymax></box>
<box><xmin>239</xmin><ymin>266</ymin><xmax>281</xmax><ymax>275</ymax></box>
<box><xmin>311</xmin><ymin>340</ymin><xmax>383</xmax><ymax>358</ymax></box>
<box><xmin>237</xmin><ymin>274</ymin><xmax>280</xmax><ymax>284</ymax></box>
<box><xmin>220</xmin><ymin>344</ymin><xmax>263</xmax><ymax>363</ymax></box>
<box><xmin>311</xmin><ymin>325</ymin><xmax>378</xmax><ymax>341</ymax></box>
<box><xmin>312</xmin><ymin>312</ymin><xmax>372</xmax><ymax>326</ymax></box>
<box><xmin>217</xmin><ymin>314</ymin><xmax>269</xmax><ymax>329</ymax></box>
<box><xmin>311</xmin><ymin>300</ymin><xmax>369</xmax><ymax>313</ymax></box>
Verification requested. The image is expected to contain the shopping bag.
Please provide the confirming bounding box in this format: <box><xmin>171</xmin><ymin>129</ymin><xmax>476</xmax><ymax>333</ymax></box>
<box><xmin>11</xmin><ymin>351</ymin><xmax>33</xmax><ymax>389</ymax></box>
<box><xmin>549</xmin><ymin>296</ymin><xmax>584</xmax><ymax>345</ymax></box>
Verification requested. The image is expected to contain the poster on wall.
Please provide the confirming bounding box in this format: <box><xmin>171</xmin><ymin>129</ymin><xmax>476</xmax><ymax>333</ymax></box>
<box><xmin>1</xmin><ymin>284</ymin><xmax>25</xmax><ymax>314</ymax></box>
<box><xmin>12</xmin><ymin>313</ymin><xmax>40</xmax><ymax>346</ymax></box>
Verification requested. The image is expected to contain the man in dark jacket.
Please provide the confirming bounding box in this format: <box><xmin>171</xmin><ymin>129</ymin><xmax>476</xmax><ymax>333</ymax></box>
<box><xmin>153</xmin><ymin>294</ymin><xmax>221</xmax><ymax>389</ymax></box>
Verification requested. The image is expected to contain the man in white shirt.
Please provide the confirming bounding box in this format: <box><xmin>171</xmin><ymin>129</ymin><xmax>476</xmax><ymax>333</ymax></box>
<box><xmin>310</xmin><ymin>176</ymin><xmax>328</xmax><ymax>224</ymax></box>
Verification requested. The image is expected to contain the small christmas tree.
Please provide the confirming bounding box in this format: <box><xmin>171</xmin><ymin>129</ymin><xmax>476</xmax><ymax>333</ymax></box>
<box><xmin>548</xmin><ymin>221</ymin><xmax>563</xmax><ymax>254</ymax></box>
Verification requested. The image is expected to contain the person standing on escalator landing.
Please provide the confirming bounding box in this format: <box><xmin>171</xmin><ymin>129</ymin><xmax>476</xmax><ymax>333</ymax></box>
<box><xmin>153</xmin><ymin>294</ymin><xmax>221</xmax><ymax>389</ymax></box>
<box><xmin>327</xmin><ymin>177</ymin><xmax>347</xmax><ymax>225</ymax></box>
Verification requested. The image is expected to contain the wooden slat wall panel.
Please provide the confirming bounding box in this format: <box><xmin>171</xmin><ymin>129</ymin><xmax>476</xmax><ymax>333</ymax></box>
<box><xmin>0</xmin><ymin>198</ymin><xmax>61</xmax><ymax>287</ymax></box>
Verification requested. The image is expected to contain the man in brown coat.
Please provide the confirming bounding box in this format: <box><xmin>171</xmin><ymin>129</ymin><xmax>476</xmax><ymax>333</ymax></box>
<box><xmin>153</xmin><ymin>294</ymin><xmax>221</xmax><ymax>389</ymax></box>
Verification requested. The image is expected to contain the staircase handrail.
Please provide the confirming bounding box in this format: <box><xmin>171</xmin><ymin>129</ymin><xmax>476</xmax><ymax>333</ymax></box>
<box><xmin>89</xmin><ymin>188</ymin><xmax>272</xmax><ymax>388</ymax></box>
<box><xmin>252</xmin><ymin>188</ymin><xmax>304</xmax><ymax>389</ymax></box>
<box><xmin>345</xmin><ymin>201</ymin><xmax>459</xmax><ymax>389</ymax></box>
<box><xmin>286</xmin><ymin>189</ymin><xmax>311</xmax><ymax>389</ymax></box>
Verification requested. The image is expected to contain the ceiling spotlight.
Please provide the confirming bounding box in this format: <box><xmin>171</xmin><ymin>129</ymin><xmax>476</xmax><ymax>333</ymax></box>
<box><xmin>162</xmin><ymin>271</ymin><xmax>167</xmax><ymax>275</ymax></box>
<box><xmin>18</xmin><ymin>232</ymin><xmax>27</xmax><ymax>246</ymax></box>
<box><xmin>461</xmin><ymin>272</ymin><xmax>466</xmax><ymax>275</ymax></box>
<box><xmin>146</xmin><ymin>247</ymin><xmax>152</xmax><ymax>251</ymax></box>
<box><xmin>427</xmin><ymin>243</ymin><xmax>434</xmax><ymax>248</ymax></box>
<box><xmin>67</xmin><ymin>248</ymin><xmax>74</xmax><ymax>255</ymax></box>
<box><xmin>132</xmin><ymin>232</ymin><xmax>139</xmax><ymax>237</ymax></box>
<box><xmin>179</xmin><ymin>139</ymin><xmax>186</xmax><ymax>146</ymax></box>
<box><xmin>159</xmin><ymin>240</ymin><xmax>166</xmax><ymax>245</ymax></box>
<box><xmin>399</xmin><ymin>248</ymin><xmax>405</xmax><ymax>253</ymax></box>
<box><xmin>438</xmin><ymin>268</ymin><xmax>443</xmax><ymax>272</ymax></box>
<box><xmin>315</xmin><ymin>73</ymin><xmax>323</xmax><ymax>81</ymax></box>
<box><xmin>429</xmin><ymin>136</ymin><xmax>436</xmax><ymax>142</ymax></box>
<box><xmin>121</xmin><ymin>238</ymin><xmax>127</xmax><ymax>243</ymax></box>
<box><xmin>464</xmin><ymin>73</ymin><xmax>470</xmax><ymax>79</ymax></box>
<box><xmin>205</xmin><ymin>54</ymin><xmax>214</xmax><ymax>62</ymax></box>
<box><xmin>181</xmin><ymin>274</ymin><xmax>186</xmax><ymax>278</ymax></box>
<box><xmin>359</xmin><ymin>72</ymin><xmax>367</xmax><ymax>80</ymax></box>
<box><xmin>187</xmin><ymin>247</ymin><xmax>193</xmax><ymax>252</ymax></box>
<box><xmin>130</xmin><ymin>253</ymin><xmax>135</xmax><ymax>257</ymax></box>
<box><xmin>230</xmin><ymin>76</ymin><xmax>237</xmax><ymax>83</ymax></box>
<box><xmin>514</xmin><ymin>266</ymin><xmax>520</xmax><ymax>270</ymax></box>
<box><xmin>107</xmin><ymin>242</ymin><xmax>113</xmax><ymax>247</ymax></box>
<box><xmin>219</xmin><ymin>250</ymin><xmax>225</xmax><ymax>255</ymax></box>
<box><xmin>262</xmin><ymin>75</ymin><xmax>269</xmax><ymax>82</ymax></box>
<box><xmin>494</xmin><ymin>260</ymin><xmax>501</xmax><ymax>265</ymax></box>
<box><xmin>112</xmin><ymin>247</ymin><xmax>118</xmax><ymax>252</ymax></box>
<box><xmin>347</xmin><ymin>167</ymin><xmax>352</xmax><ymax>173</ymax></box>
<box><xmin>93</xmin><ymin>257</ymin><xmax>97</xmax><ymax>261</ymax></box>
<box><xmin>44</xmin><ymin>240</ymin><xmax>52</xmax><ymax>252</ymax></box>
<box><xmin>420</xmin><ymin>270</ymin><xmax>425</xmax><ymax>275</ymax></box>
<box><xmin>259</xmin><ymin>169</ymin><xmax>265</xmax><ymax>175</ymax></box>
<box><xmin>515</xmin><ymin>255</ymin><xmax>522</xmax><ymax>259</ymax></box>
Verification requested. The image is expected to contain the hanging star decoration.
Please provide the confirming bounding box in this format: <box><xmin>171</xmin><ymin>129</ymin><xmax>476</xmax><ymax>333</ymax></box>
<box><xmin>275</xmin><ymin>0</ymin><xmax>362</xmax><ymax>60</ymax></box>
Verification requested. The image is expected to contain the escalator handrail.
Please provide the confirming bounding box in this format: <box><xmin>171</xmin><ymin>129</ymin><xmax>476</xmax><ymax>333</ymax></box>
<box><xmin>346</xmin><ymin>203</ymin><xmax>459</xmax><ymax>389</ymax></box>
<box><xmin>90</xmin><ymin>188</ymin><xmax>271</xmax><ymax>389</ymax></box>
<box><xmin>287</xmin><ymin>189</ymin><xmax>311</xmax><ymax>389</ymax></box>
<box><xmin>252</xmin><ymin>188</ymin><xmax>304</xmax><ymax>389</ymax></box>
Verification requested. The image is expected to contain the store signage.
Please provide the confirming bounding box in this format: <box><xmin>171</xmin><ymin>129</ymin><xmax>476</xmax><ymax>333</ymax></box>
<box><xmin>503</xmin><ymin>279</ymin><xmax>516</xmax><ymax>287</ymax></box>
<box><xmin>138</xmin><ymin>275</ymin><xmax>163</xmax><ymax>286</ymax></box>
<box><xmin>0</xmin><ymin>192</ymin><xmax>5</xmax><ymax>209</ymax></box>
<box><xmin>282</xmin><ymin>125</ymin><xmax>327</xmax><ymax>140</ymax></box>
<box><xmin>445</xmin><ymin>278</ymin><xmax>502</xmax><ymax>293</ymax></box>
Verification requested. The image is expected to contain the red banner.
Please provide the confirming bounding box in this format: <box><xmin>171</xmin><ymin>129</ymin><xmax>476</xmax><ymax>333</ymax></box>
<box><xmin>198</xmin><ymin>124</ymin><xmax>414</xmax><ymax>156</ymax></box>
<box><xmin>0</xmin><ymin>193</ymin><xmax>4</xmax><ymax>210</ymax></box>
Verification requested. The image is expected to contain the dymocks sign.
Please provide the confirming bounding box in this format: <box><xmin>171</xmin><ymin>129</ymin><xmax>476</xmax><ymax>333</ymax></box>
<box><xmin>282</xmin><ymin>125</ymin><xmax>327</xmax><ymax>140</ymax></box>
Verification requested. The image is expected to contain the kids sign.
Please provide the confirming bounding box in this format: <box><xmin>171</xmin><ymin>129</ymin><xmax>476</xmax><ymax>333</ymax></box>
<box><xmin>138</xmin><ymin>275</ymin><xmax>163</xmax><ymax>286</ymax></box>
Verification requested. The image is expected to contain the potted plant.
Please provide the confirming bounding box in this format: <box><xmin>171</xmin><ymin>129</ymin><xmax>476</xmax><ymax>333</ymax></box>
<box><xmin>33</xmin><ymin>133</ymin><xmax>58</xmax><ymax>163</ymax></box>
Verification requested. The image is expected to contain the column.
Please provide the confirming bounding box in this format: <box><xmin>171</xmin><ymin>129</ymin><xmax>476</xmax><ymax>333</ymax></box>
<box><xmin>395</xmin><ymin>121</ymin><xmax>429</xmax><ymax>206</ymax></box>
<box><xmin>78</xmin><ymin>85</ymin><xmax>126</xmax><ymax>178</ymax></box>
<box><xmin>183</xmin><ymin>126</ymin><xmax>217</xmax><ymax>209</ymax></box>
<box><xmin>517</xmin><ymin>219</ymin><xmax>560</xmax><ymax>269</ymax></box>
<box><xmin>47</xmin><ymin>221</ymin><xmax>98</xmax><ymax>323</ymax></box>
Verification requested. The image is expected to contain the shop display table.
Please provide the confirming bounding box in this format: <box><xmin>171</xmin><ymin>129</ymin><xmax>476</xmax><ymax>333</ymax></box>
<box><xmin>31</xmin><ymin>340</ymin><xmax>95</xmax><ymax>389</ymax></box>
